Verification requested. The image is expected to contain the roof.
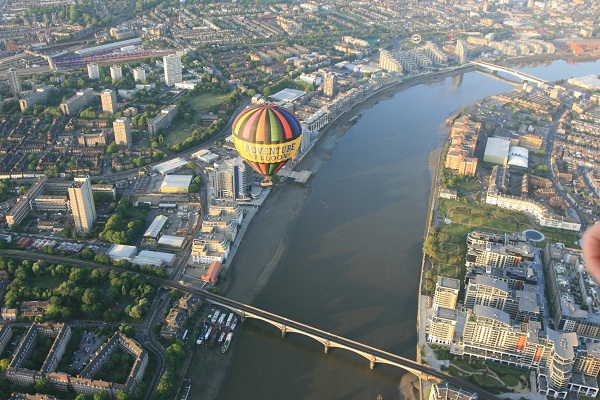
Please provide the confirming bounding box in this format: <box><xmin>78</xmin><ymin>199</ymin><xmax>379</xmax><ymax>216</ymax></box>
<box><xmin>144</xmin><ymin>215</ymin><xmax>168</xmax><ymax>238</ymax></box>
<box><xmin>546</xmin><ymin>328</ymin><xmax>577</xmax><ymax>360</ymax></box>
<box><xmin>131</xmin><ymin>256</ymin><xmax>163</xmax><ymax>267</ymax></box>
<box><xmin>484</xmin><ymin>137</ymin><xmax>510</xmax><ymax>159</ymax></box>
<box><xmin>201</xmin><ymin>261</ymin><xmax>222</xmax><ymax>282</ymax></box>
<box><xmin>473</xmin><ymin>304</ymin><xmax>511</xmax><ymax>326</ymax></box>
<box><xmin>153</xmin><ymin>157</ymin><xmax>188</xmax><ymax>175</ymax></box>
<box><xmin>269</xmin><ymin>88</ymin><xmax>305</xmax><ymax>102</ymax></box>
<box><xmin>160</xmin><ymin>175</ymin><xmax>193</xmax><ymax>193</ymax></box>
<box><xmin>507</xmin><ymin>145</ymin><xmax>529</xmax><ymax>168</ymax></box>
<box><xmin>107</xmin><ymin>244</ymin><xmax>137</xmax><ymax>260</ymax></box>
<box><xmin>138</xmin><ymin>250</ymin><xmax>175</xmax><ymax>264</ymax></box>
<box><xmin>158</xmin><ymin>235</ymin><xmax>186</xmax><ymax>247</ymax></box>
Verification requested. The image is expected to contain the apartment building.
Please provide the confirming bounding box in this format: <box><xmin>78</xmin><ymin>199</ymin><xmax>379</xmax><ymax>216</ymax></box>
<box><xmin>545</xmin><ymin>243</ymin><xmax>600</xmax><ymax>338</ymax></box>
<box><xmin>433</xmin><ymin>277</ymin><xmax>460</xmax><ymax>309</ymax></box>
<box><xmin>191</xmin><ymin>232</ymin><xmax>230</xmax><ymax>264</ymax></box>
<box><xmin>465</xmin><ymin>241</ymin><xmax>536</xmax><ymax>268</ymax></box>
<box><xmin>100</xmin><ymin>89</ymin><xmax>117</xmax><ymax>114</ymax></box>
<box><xmin>60</xmin><ymin>88</ymin><xmax>96</xmax><ymax>115</ymax></box>
<box><xmin>113</xmin><ymin>117</ymin><xmax>132</xmax><ymax>146</ymax></box>
<box><xmin>147</xmin><ymin>105</ymin><xmax>177</xmax><ymax>136</ymax></box>
<box><xmin>209</xmin><ymin>200</ymin><xmax>243</xmax><ymax>225</ymax></box>
<box><xmin>201</xmin><ymin>215</ymin><xmax>238</xmax><ymax>242</ymax></box>
<box><xmin>68</xmin><ymin>176</ymin><xmax>97</xmax><ymax>233</ymax></box>
<box><xmin>209</xmin><ymin>157</ymin><xmax>251</xmax><ymax>201</ymax></box>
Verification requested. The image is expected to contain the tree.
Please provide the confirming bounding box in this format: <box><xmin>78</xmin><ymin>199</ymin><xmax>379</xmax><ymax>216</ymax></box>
<box><xmin>93</xmin><ymin>392</ymin><xmax>109</xmax><ymax>400</ymax></box>
<box><xmin>165</xmin><ymin>340</ymin><xmax>186</xmax><ymax>367</ymax></box>
<box><xmin>80</xmin><ymin>248</ymin><xmax>96</xmax><ymax>261</ymax></box>
<box><xmin>34</xmin><ymin>377</ymin><xmax>51</xmax><ymax>393</ymax></box>
<box><xmin>155</xmin><ymin>371</ymin><xmax>177</xmax><ymax>399</ymax></box>
<box><xmin>116</xmin><ymin>391</ymin><xmax>130</xmax><ymax>400</ymax></box>
<box><xmin>0</xmin><ymin>358</ymin><xmax>9</xmax><ymax>373</ymax></box>
<box><xmin>119</xmin><ymin>323</ymin><xmax>135</xmax><ymax>338</ymax></box>
<box><xmin>106</xmin><ymin>141</ymin><xmax>119</xmax><ymax>154</ymax></box>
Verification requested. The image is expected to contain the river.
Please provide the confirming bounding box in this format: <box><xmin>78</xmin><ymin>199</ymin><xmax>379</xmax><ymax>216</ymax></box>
<box><xmin>189</xmin><ymin>58</ymin><xmax>600</xmax><ymax>400</ymax></box>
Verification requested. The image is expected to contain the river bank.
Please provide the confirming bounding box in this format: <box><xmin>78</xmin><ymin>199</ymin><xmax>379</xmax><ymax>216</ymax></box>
<box><xmin>184</xmin><ymin>65</ymin><xmax>493</xmax><ymax>400</ymax></box>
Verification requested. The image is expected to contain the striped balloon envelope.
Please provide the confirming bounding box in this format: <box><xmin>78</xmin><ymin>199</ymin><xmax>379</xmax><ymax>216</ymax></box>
<box><xmin>232</xmin><ymin>104</ymin><xmax>302</xmax><ymax>183</ymax></box>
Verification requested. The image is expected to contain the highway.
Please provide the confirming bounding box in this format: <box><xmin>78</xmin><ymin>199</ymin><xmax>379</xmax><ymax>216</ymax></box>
<box><xmin>0</xmin><ymin>249</ymin><xmax>500</xmax><ymax>400</ymax></box>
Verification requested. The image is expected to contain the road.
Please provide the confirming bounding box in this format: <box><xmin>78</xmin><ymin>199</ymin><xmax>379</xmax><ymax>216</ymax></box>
<box><xmin>1</xmin><ymin>249</ymin><xmax>499</xmax><ymax>400</ymax></box>
<box><xmin>545</xmin><ymin>106</ymin><xmax>586</xmax><ymax>231</ymax></box>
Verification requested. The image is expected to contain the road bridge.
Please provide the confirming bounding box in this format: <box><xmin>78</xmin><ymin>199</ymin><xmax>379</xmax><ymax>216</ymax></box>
<box><xmin>0</xmin><ymin>249</ymin><xmax>500</xmax><ymax>400</ymax></box>
<box><xmin>473</xmin><ymin>61</ymin><xmax>548</xmax><ymax>86</ymax></box>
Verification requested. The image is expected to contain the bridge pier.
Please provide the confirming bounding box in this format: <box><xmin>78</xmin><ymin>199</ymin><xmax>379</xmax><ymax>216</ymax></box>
<box><xmin>370</xmin><ymin>356</ymin><xmax>376</xmax><ymax>370</ymax></box>
<box><xmin>280</xmin><ymin>325</ymin><xmax>286</xmax><ymax>338</ymax></box>
<box><xmin>324</xmin><ymin>340</ymin><xmax>330</xmax><ymax>354</ymax></box>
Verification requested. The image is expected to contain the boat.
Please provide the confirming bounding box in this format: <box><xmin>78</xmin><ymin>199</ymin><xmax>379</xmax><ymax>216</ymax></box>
<box><xmin>217</xmin><ymin>331</ymin><xmax>226</xmax><ymax>344</ymax></box>
<box><xmin>222</xmin><ymin>332</ymin><xmax>233</xmax><ymax>353</ymax></box>
<box><xmin>225</xmin><ymin>313</ymin><xmax>234</xmax><ymax>328</ymax></box>
<box><xmin>211</xmin><ymin>309</ymin><xmax>220</xmax><ymax>324</ymax></box>
<box><xmin>230</xmin><ymin>317</ymin><xmax>238</xmax><ymax>331</ymax></box>
<box><xmin>217</xmin><ymin>313</ymin><xmax>226</xmax><ymax>325</ymax></box>
<box><xmin>204</xmin><ymin>326</ymin><xmax>213</xmax><ymax>341</ymax></box>
<box><xmin>196</xmin><ymin>335</ymin><xmax>204</xmax><ymax>345</ymax></box>
<box><xmin>207</xmin><ymin>307</ymin><xmax>216</xmax><ymax>320</ymax></box>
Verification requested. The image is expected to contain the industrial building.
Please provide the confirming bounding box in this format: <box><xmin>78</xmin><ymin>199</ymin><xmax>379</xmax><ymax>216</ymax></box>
<box><xmin>143</xmin><ymin>215</ymin><xmax>168</xmax><ymax>239</ymax></box>
<box><xmin>107</xmin><ymin>244</ymin><xmax>137</xmax><ymax>261</ymax></box>
<box><xmin>153</xmin><ymin>157</ymin><xmax>188</xmax><ymax>175</ymax></box>
<box><xmin>137</xmin><ymin>250</ymin><xmax>175</xmax><ymax>266</ymax></box>
<box><xmin>160</xmin><ymin>175</ymin><xmax>193</xmax><ymax>193</ymax></box>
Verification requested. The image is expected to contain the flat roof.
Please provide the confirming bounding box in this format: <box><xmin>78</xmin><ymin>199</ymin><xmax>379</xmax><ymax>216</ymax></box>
<box><xmin>144</xmin><ymin>215</ymin><xmax>168</xmax><ymax>238</ymax></box>
<box><xmin>138</xmin><ymin>250</ymin><xmax>175</xmax><ymax>264</ymax></box>
<box><xmin>270</xmin><ymin>88</ymin><xmax>305</xmax><ymax>102</ymax></box>
<box><xmin>160</xmin><ymin>175</ymin><xmax>193</xmax><ymax>193</ymax></box>
<box><xmin>153</xmin><ymin>157</ymin><xmax>188</xmax><ymax>175</ymax></box>
<box><xmin>131</xmin><ymin>256</ymin><xmax>163</xmax><ymax>267</ymax></box>
<box><xmin>484</xmin><ymin>137</ymin><xmax>510</xmax><ymax>158</ymax></box>
<box><xmin>107</xmin><ymin>244</ymin><xmax>137</xmax><ymax>260</ymax></box>
<box><xmin>158</xmin><ymin>235</ymin><xmax>186</xmax><ymax>247</ymax></box>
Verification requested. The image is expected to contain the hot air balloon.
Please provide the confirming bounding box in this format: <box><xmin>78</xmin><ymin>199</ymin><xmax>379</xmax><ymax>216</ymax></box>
<box><xmin>232</xmin><ymin>104</ymin><xmax>302</xmax><ymax>186</ymax></box>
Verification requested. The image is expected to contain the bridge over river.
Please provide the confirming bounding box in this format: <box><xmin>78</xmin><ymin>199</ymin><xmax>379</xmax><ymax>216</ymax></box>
<box><xmin>1</xmin><ymin>249</ymin><xmax>500</xmax><ymax>400</ymax></box>
<box><xmin>473</xmin><ymin>61</ymin><xmax>549</xmax><ymax>86</ymax></box>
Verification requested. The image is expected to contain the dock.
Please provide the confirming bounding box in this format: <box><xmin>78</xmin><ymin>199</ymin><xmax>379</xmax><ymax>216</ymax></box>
<box><xmin>278</xmin><ymin>169</ymin><xmax>312</xmax><ymax>184</ymax></box>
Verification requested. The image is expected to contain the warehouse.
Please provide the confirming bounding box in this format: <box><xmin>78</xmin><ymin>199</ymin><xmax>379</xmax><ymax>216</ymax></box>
<box><xmin>160</xmin><ymin>175</ymin><xmax>193</xmax><ymax>193</ymax></box>
<box><xmin>144</xmin><ymin>215</ymin><xmax>168</xmax><ymax>239</ymax></box>
<box><xmin>107</xmin><ymin>244</ymin><xmax>137</xmax><ymax>261</ymax></box>
<box><xmin>138</xmin><ymin>250</ymin><xmax>175</xmax><ymax>266</ymax></box>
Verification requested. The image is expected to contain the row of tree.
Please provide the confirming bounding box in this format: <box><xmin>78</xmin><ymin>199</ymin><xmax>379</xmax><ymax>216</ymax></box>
<box><xmin>1</xmin><ymin>257</ymin><xmax>156</xmax><ymax>322</ymax></box>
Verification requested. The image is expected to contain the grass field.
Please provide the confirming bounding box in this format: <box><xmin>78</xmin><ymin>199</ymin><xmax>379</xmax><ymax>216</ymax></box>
<box><xmin>189</xmin><ymin>93</ymin><xmax>228</xmax><ymax>109</ymax></box>
<box><xmin>164</xmin><ymin>119</ymin><xmax>194</xmax><ymax>146</ymax></box>
<box><xmin>163</xmin><ymin>93</ymin><xmax>228</xmax><ymax>146</ymax></box>
<box><xmin>27</xmin><ymin>275</ymin><xmax>64</xmax><ymax>289</ymax></box>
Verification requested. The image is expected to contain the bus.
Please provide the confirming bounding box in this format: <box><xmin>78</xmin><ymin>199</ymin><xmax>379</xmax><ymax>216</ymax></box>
<box><xmin>182</xmin><ymin>329</ymin><xmax>189</xmax><ymax>341</ymax></box>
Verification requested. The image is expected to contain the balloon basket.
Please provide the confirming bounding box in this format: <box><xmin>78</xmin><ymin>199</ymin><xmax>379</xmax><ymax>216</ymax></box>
<box><xmin>260</xmin><ymin>180</ymin><xmax>273</xmax><ymax>187</ymax></box>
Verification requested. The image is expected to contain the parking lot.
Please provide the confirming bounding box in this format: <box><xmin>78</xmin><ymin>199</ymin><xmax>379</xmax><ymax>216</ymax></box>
<box><xmin>67</xmin><ymin>330</ymin><xmax>105</xmax><ymax>371</ymax></box>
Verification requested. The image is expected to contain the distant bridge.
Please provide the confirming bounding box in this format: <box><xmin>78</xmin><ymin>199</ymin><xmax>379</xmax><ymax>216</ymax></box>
<box><xmin>1</xmin><ymin>250</ymin><xmax>500</xmax><ymax>400</ymax></box>
<box><xmin>473</xmin><ymin>61</ymin><xmax>548</xmax><ymax>86</ymax></box>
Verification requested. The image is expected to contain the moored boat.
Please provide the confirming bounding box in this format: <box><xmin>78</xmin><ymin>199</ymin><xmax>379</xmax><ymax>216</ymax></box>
<box><xmin>222</xmin><ymin>332</ymin><xmax>233</xmax><ymax>353</ymax></box>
